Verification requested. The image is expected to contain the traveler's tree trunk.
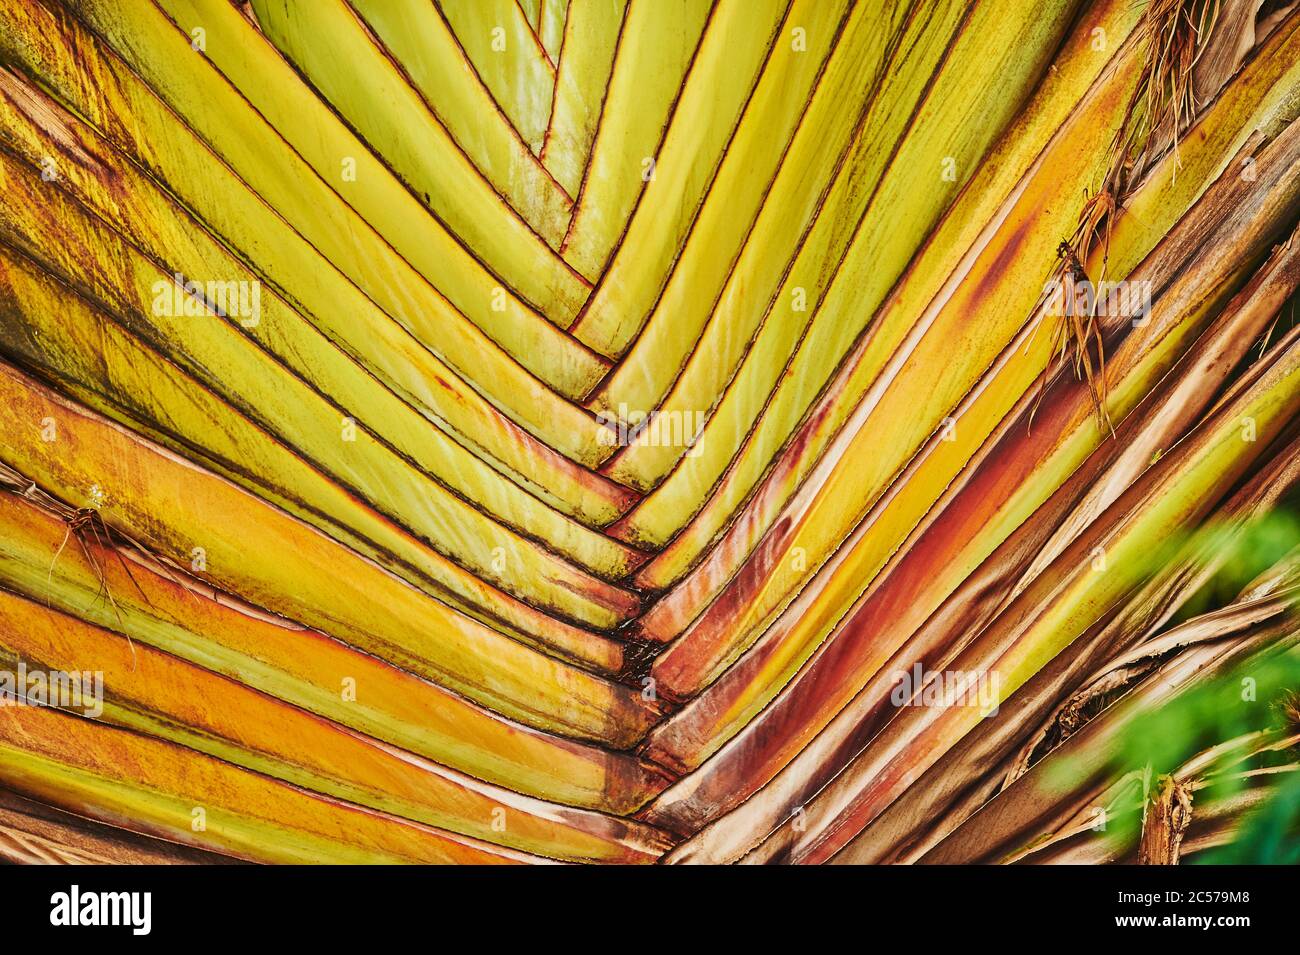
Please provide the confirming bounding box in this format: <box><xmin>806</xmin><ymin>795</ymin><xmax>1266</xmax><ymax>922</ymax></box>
<box><xmin>0</xmin><ymin>0</ymin><xmax>1297</xmax><ymax>864</ymax></box>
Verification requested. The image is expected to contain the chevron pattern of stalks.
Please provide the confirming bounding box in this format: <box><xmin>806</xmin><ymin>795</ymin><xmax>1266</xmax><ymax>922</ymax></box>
<box><xmin>0</xmin><ymin>0</ymin><xmax>1299</xmax><ymax>866</ymax></box>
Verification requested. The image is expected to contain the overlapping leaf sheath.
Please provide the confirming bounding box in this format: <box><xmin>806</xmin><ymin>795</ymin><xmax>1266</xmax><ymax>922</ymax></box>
<box><xmin>539</xmin><ymin>0</ymin><xmax>626</xmax><ymax>197</ymax></box>
<box><xmin>836</xmin><ymin>472</ymin><xmax>1300</xmax><ymax>863</ymax></box>
<box><xmin>437</xmin><ymin>0</ymin><xmax>558</xmax><ymax>156</ymax></box>
<box><xmin>0</xmin><ymin>585</ymin><xmax>672</xmax><ymax>862</ymax></box>
<box><xmin>0</xmin><ymin>789</ymin><xmax>230</xmax><ymax>864</ymax></box>
<box><xmin>0</xmin><ymin>67</ymin><xmax>635</xmax><ymax>529</ymax></box>
<box><xmin>34</xmin><ymin>0</ymin><xmax>606</xmax><ymax>418</ymax></box>
<box><xmin>598</xmin><ymin>0</ymin><xmax>1093</xmax><ymax>494</ymax></box>
<box><xmin>0</xmin><ymin>471</ymin><xmax>668</xmax><ymax>817</ymax></box>
<box><xmin>613</xmin><ymin>0</ymin><xmax>1111</xmax><ymax>571</ymax></box>
<box><xmin>644</xmin><ymin>100</ymin><xmax>1300</xmax><ymax>838</ymax></box>
<box><xmin>737</xmin><ymin>332</ymin><xmax>1300</xmax><ymax>863</ymax></box>
<box><xmin>656</xmin><ymin>210</ymin><xmax>1300</xmax><ymax>857</ymax></box>
<box><xmin>558</xmin><ymin>0</ymin><xmax>712</xmax><ymax>284</ymax></box>
<box><xmin>918</xmin><ymin>556</ymin><xmax>1300</xmax><ymax>865</ymax></box>
<box><xmin>572</xmin><ymin>0</ymin><xmax>820</xmax><ymax>362</ymax></box>
<box><xmin>347</xmin><ymin>0</ymin><xmax>564</xmax><ymax>217</ymax></box>
<box><xmin>1</xmin><ymin>0</ymin><xmax>1298</xmax><ymax>865</ymax></box>
<box><xmin>0</xmin><ymin>367</ymin><xmax>662</xmax><ymax>747</ymax></box>
<box><xmin>0</xmin><ymin>143</ymin><xmax>642</xmax><ymax>636</ymax></box>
